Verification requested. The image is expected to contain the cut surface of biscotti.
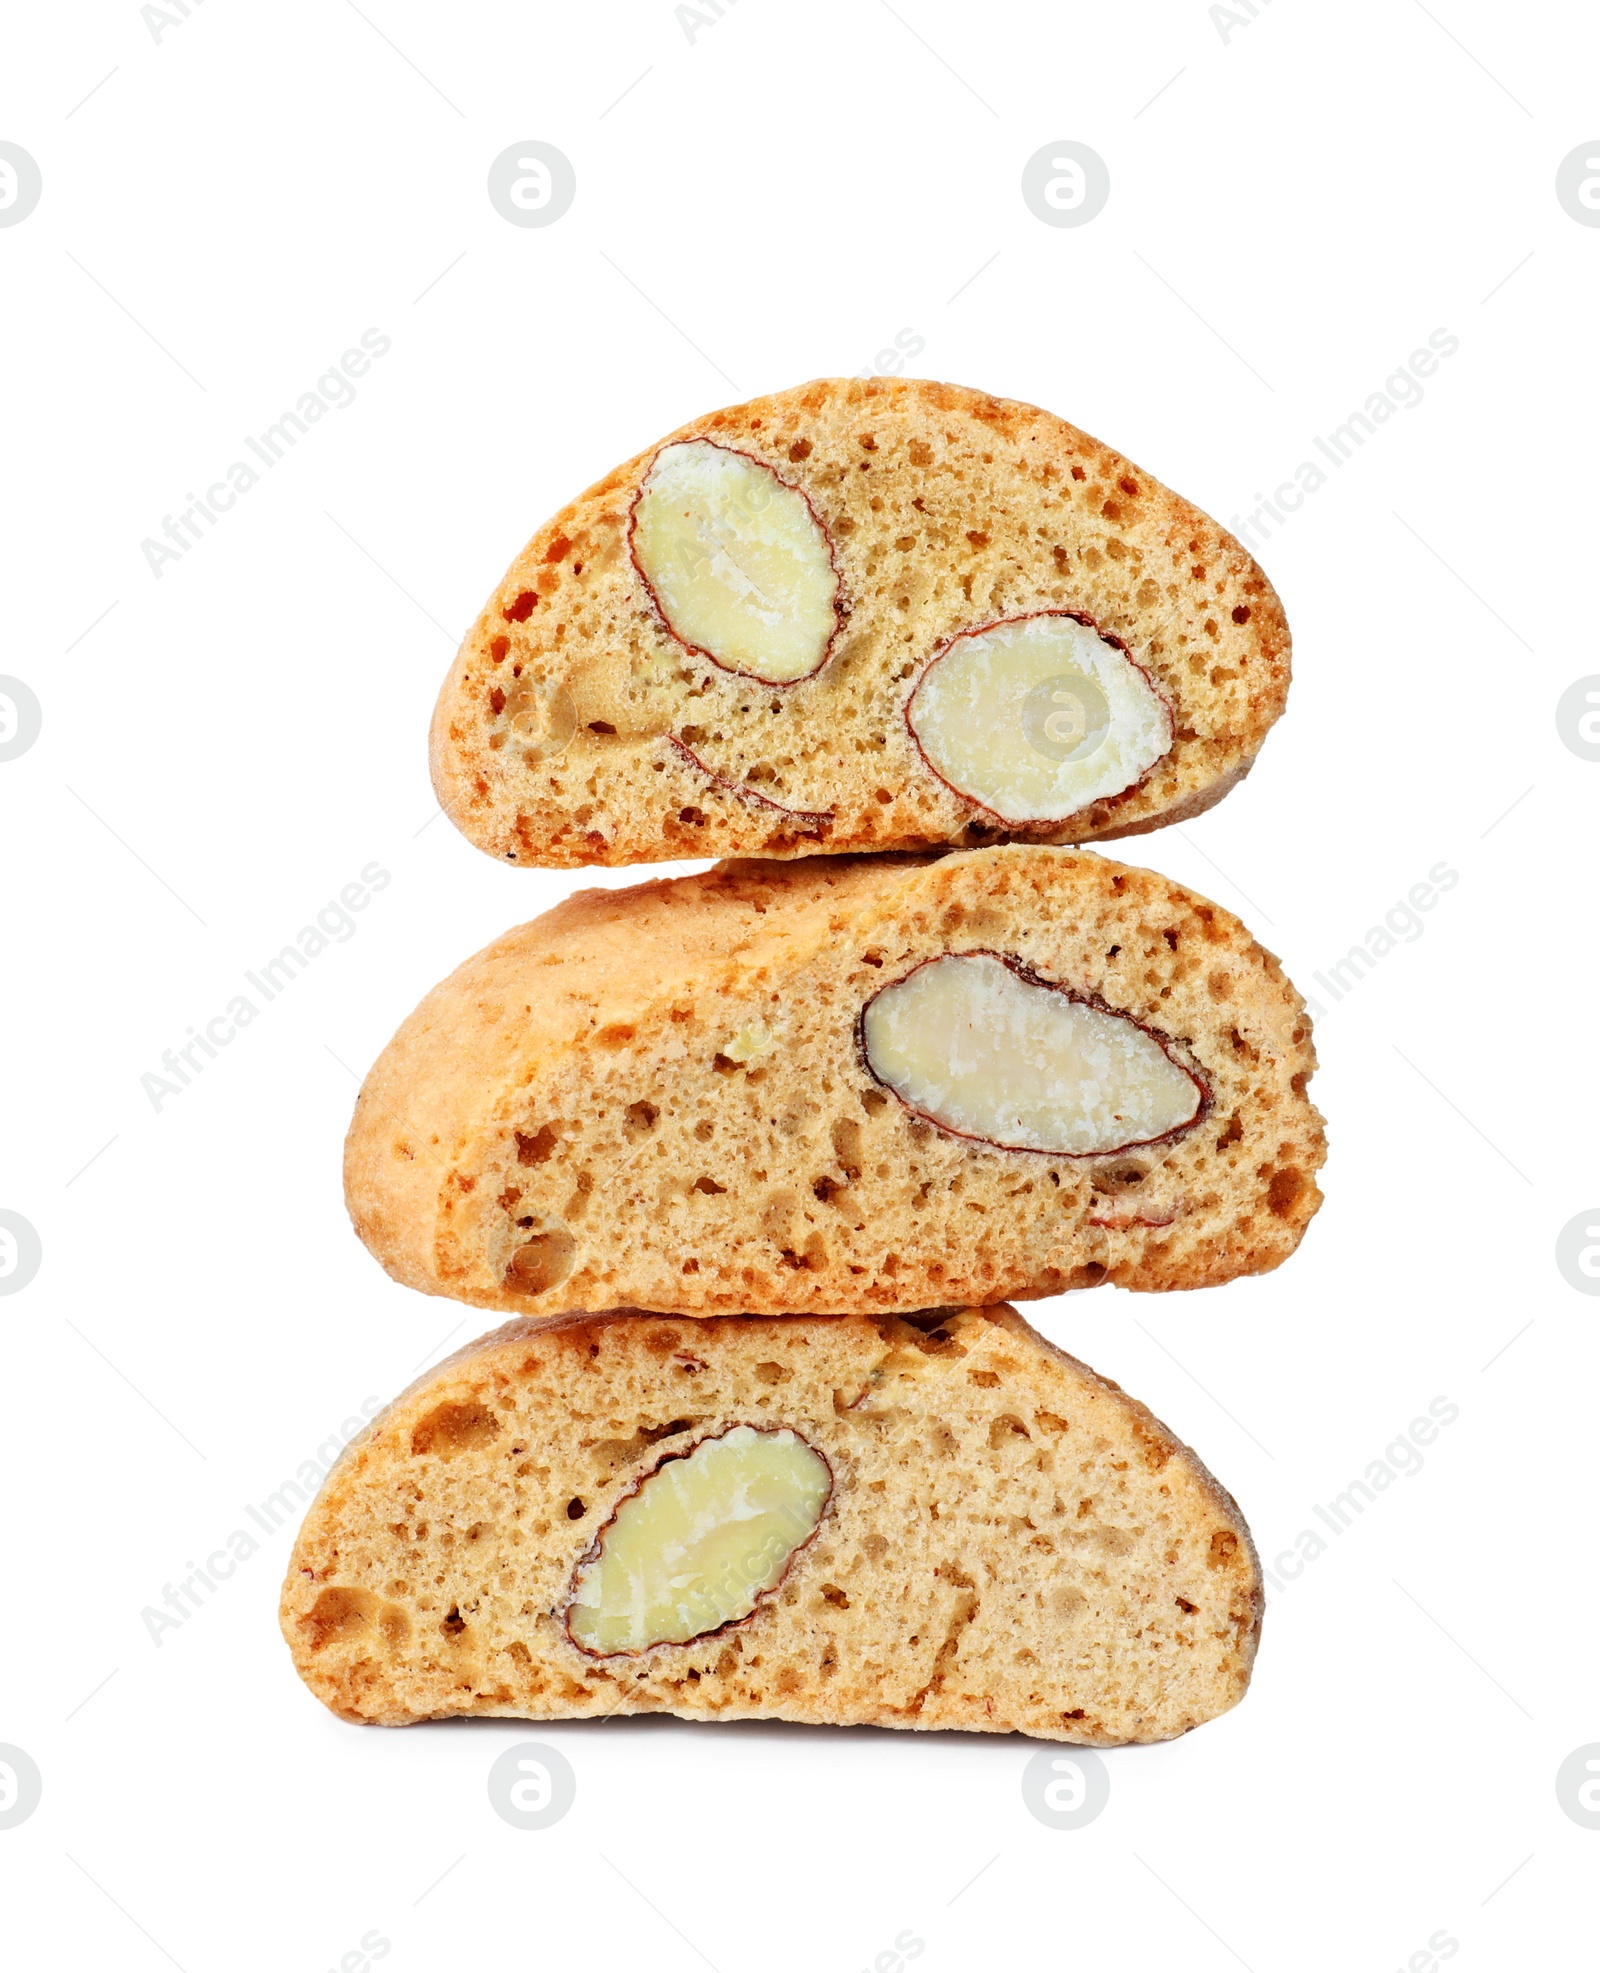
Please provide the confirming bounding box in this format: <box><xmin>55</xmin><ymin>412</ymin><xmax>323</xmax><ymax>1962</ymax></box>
<box><xmin>346</xmin><ymin>845</ymin><xmax>1324</xmax><ymax>1316</ymax></box>
<box><xmin>280</xmin><ymin>1305</ymin><xmax>1262</xmax><ymax>1742</ymax></box>
<box><xmin>430</xmin><ymin>377</ymin><xmax>1290</xmax><ymax>868</ymax></box>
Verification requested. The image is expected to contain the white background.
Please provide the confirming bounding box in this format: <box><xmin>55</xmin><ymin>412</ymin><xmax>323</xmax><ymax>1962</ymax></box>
<box><xmin>2</xmin><ymin>1</ymin><xmax>1596</xmax><ymax>1966</ymax></box>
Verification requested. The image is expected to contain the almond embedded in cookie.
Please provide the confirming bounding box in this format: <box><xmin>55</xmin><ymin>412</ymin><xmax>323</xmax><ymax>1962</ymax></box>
<box><xmin>630</xmin><ymin>440</ymin><xmax>842</xmax><ymax>684</ymax></box>
<box><xmin>565</xmin><ymin>1424</ymin><xmax>832</xmax><ymax>1654</ymax></box>
<box><xmin>861</xmin><ymin>951</ymin><xmax>1206</xmax><ymax>1155</ymax></box>
<box><xmin>906</xmin><ymin>611</ymin><xmax>1173</xmax><ymax>822</ymax></box>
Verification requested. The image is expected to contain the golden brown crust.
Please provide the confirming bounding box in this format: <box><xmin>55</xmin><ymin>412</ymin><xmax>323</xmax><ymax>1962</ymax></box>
<box><xmin>344</xmin><ymin>845</ymin><xmax>1325</xmax><ymax>1314</ymax></box>
<box><xmin>280</xmin><ymin>1306</ymin><xmax>1262</xmax><ymax>1741</ymax></box>
<box><xmin>430</xmin><ymin>378</ymin><xmax>1290</xmax><ymax>868</ymax></box>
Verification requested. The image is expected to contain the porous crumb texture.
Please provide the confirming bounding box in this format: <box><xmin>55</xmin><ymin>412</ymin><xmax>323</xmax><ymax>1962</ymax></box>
<box><xmin>345</xmin><ymin>845</ymin><xmax>1325</xmax><ymax>1315</ymax></box>
<box><xmin>280</xmin><ymin>1306</ymin><xmax>1262</xmax><ymax>1742</ymax></box>
<box><xmin>430</xmin><ymin>377</ymin><xmax>1290</xmax><ymax>868</ymax></box>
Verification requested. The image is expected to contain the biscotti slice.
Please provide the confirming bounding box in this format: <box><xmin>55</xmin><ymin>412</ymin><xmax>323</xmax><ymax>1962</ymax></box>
<box><xmin>346</xmin><ymin>844</ymin><xmax>1323</xmax><ymax>1315</ymax></box>
<box><xmin>430</xmin><ymin>377</ymin><xmax>1290</xmax><ymax>868</ymax></box>
<box><xmin>280</xmin><ymin>1305</ymin><xmax>1262</xmax><ymax>1741</ymax></box>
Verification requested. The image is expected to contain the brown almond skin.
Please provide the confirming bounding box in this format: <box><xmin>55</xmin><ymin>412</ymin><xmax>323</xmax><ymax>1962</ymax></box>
<box><xmin>670</xmin><ymin>735</ymin><xmax>835</xmax><ymax>836</ymax></box>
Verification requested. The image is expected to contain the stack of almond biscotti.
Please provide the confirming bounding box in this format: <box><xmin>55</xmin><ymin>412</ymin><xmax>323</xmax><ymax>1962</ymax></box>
<box><xmin>282</xmin><ymin>379</ymin><xmax>1325</xmax><ymax>1746</ymax></box>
